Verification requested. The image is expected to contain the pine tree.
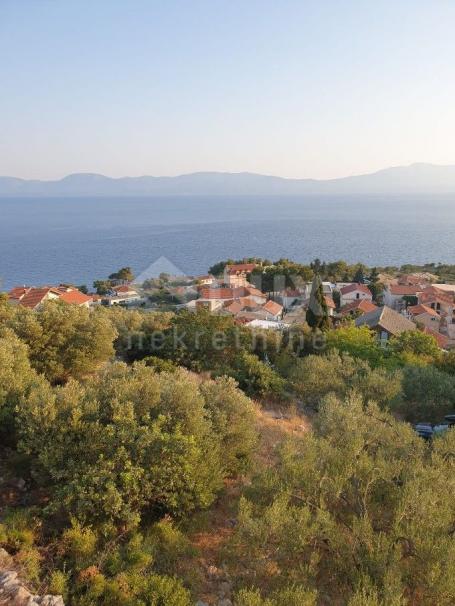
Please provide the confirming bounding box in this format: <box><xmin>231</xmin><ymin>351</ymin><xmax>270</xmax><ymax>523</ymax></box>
<box><xmin>306</xmin><ymin>274</ymin><xmax>329</xmax><ymax>330</ymax></box>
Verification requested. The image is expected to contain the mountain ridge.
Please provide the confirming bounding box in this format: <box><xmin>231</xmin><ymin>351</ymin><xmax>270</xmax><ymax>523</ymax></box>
<box><xmin>1</xmin><ymin>163</ymin><xmax>455</xmax><ymax>196</ymax></box>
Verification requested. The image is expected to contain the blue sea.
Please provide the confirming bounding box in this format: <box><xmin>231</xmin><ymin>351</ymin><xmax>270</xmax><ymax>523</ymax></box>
<box><xmin>1</xmin><ymin>195</ymin><xmax>455</xmax><ymax>290</ymax></box>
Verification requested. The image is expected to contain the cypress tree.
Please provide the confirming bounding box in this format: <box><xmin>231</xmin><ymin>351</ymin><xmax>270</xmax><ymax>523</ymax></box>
<box><xmin>306</xmin><ymin>274</ymin><xmax>329</xmax><ymax>330</ymax></box>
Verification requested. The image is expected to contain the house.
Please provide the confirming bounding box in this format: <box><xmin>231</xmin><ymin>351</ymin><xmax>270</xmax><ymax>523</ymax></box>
<box><xmin>262</xmin><ymin>300</ymin><xmax>284</xmax><ymax>321</ymax></box>
<box><xmin>355</xmin><ymin>306</ymin><xmax>416</xmax><ymax>344</ymax></box>
<box><xmin>407</xmin><ymin>304</ymin><xmax>441</xmax><ymax>331</ymax></box>
<box><xmin>422</xmin><ymin>327</ymin><xmax>449</xmax><ymax>350</ymax></box>
<box><xmin>339</xmin><ymin>283</ymin><xmax>373</xmax><ymax>307</ymax></box>
<box><xmin>339</xmin><ymin>299</ymin><xmax>378</xmax><ymax>318</ymax></box>
<box><xmin>324</xmin><ymin>296</ymin><xmax>336</xmax><ymax>317</ymax></box>
<box><xmin>104</xmin><ymin>284</ymin><xmax>141</xmax><ymax>306</ymax></box>
<box><xmin>396</xmin><ymin>273</ymin><xmax>432</xmax><ymax>287</ymax></box>
<box><xmin>417</xmin><ymin>286</ymin><xmax>454</xmax><ymax>329</ymax></box>
<box><xmin>430</xmin><ymin>283</ymin><xmax>455</xmax><ymax>295</ymax></box>
<box><xmin>223</xmin><ymin>263</ymin><xmax>257</xmax><ymax>287</ymax></box>
<box><xmin>9</xmin><ymin>286</ymin><xmax>62</xmax><ymax>310</ymax></box>
<box><xmin>57</xmin><ymin>289</ymin><xmax>93</xmax><ymax>308</ymax></box>
<box><xmin>279</xmin><ymin>288</ymin><xmax>304</xmax><ymax>309</ymax></box>
<box><xmin>195</xmin><ymin>299</ymin><xmax>223</xmax><ymax>312</ymax></box>
<box><xmin>199</xmin><ymin>286</ymin><xmax>266</xmax><ymax>306</ymax></box>
<box><xmin>8</xmin><ymin>285</ymin><xmax>93</xmax><ymax>310</ymax></box>
<box><xmin>383</xmin><ymin>284</ymin><xmax>422</xmax><ymax>310</ymax></box>
<box><xmin>196</xmin><ymin>275</ymin><xmax>216</xmax><ymax>286</ymax></box>
<box><xmin>246</xmin><ymin>319</ymin><xmax>290</xmax><ymax>330</ymax></box>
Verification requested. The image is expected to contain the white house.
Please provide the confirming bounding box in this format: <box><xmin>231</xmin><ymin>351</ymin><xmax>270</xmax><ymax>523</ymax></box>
<box><xmin>339</xmin><ymin>283</ymin><xmax>373</xmax><ymax>307</ymax></box>
<box><xmin>262</xmin><ymin>300</ymin><xmax>284</xmax><ymax>321</ymax></box>
<box><xmin>406</xmin><ymin>304</ymin><xmax>441</xmax><ymax>331</ymax></box>
<box><xmin>223</xmin><ymin>263</ymin><xmax>257</xmax><ymax>287</ymax></box>
<box><xmin>383</xmin><ymin>284</ymin><xmax>422</xmax><ymax>310</ymax></box>
<box><xmin>104</xmin><ymin>285</ymin><xmax>142</xmax><ymax>306</ymax></box>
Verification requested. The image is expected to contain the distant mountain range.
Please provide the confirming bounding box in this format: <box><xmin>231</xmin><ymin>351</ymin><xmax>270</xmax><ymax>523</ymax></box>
<box><xmin>1</xmin><ymin>163</ymin><xmax>455</xmax><ymax>196</ymax></box>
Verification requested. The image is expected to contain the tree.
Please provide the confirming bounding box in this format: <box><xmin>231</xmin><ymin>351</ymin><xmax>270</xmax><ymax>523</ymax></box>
<box><xmin>389</xmin><ymin>329</ymin><xmax>441</xmax><ymax>364</ymax></box>
<box><xmin>353</xmin><ymin>263</ymin><xmax>367</xmax><ymax>284</ymax></box>
<box><xmin>93</xmin><ymin>279</ymin><xmax>112</xmax><ymax>295</ymax></box>
<box><xmin>201</xmin><ymin>376</ymin><xmax>258</xmax><ymax>475</ymax></box>
<box><xmin>226</xmin><ymin>351</ymin><xmax>286</xmax><ymax>399</ymax></box>
<box><xmin>17</xmin><ymin>365</ymin><xmax>224</xmax><ymax>525</ymax></box>
<box><xmin>7</xmin><ymin>302</ymin><xmax>117</xmax><ymax>383</ymax></box>
<box><xmin>230</xmin><ymin>393</ymin><xmax>455</xmax><ymax>604</ymax></box>
<box><xmin>161</xmin><ymin>308</ymin><xmax>251</xmax><ymax>372</ymax></box>
<box><xmin>325</xmin><ymin>324</ymin><xmax>383</xmax><ymax>366</ymax></box>
<box><xmin>290</xmin><ymin>351</ymin><xmax>401</xmax><ymax>409</ymax></box>
<box><xmin>109</xmin><ymin>267</ymin><xmax>135</xmax><ymax>283</ymax></box>
<box><xmin>306</xmin><ymin>274</ymin><xmax>329</xmax><ymax>330</ymax></box>
<box><xmin>368</xmin><ymin>267</ymin><xmax>383</xmax><ymax>303</ymax></box>
<box><xmin>17</xmin><ymin>364</ymin><xmax>257</xmax><ymax>527</ymax></box>
<box><xmin>0</xmin><ymin>328</ymin><xmax>43</xmax><ymax>444</ymax></box>
<box><xmin>394</xmin><ymin>364</ymin><xmax>455</xmax><ymax>423</ymax></box>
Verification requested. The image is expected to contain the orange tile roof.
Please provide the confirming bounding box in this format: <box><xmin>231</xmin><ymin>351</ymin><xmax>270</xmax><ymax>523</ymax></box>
<box><xmin>324</xmin><ymin>295</ymin><xmax>336</xmax><ymax>309</ymax></box>
<box><xmin>19</xmin><ymin>287</ymin><xmax>60</xmax><ymax>309</ymax></box>
<box><xmin>422</xmin><ymin>327</ymin><xmax>449</xmax><ymax>349</ymax></box>
<box><xmin>263</xmin><ymin>300</ymin><xmax>283</xmax><ymax>315</ymax></box>
<box><xmin>58</xmin><ymin>290</ymin><xmax>93</xmax><ymax>305</ymax></box>
<box><xmin>397</xmin><ymin>274</ymin><xmax>430</xmax><ymax>286</ymax></box>
<box><xmin>408</xmin><ymin>304</ymin><xmax>440</xmax><ymax>317</ymax></box>
<box><xmin>340</xmin><ymin>299</ymin><xmax>378</xmax><ymax>316</ymax></box>
<box><xmin>224</xmin><ymin>301</ymin><xmax>243</xmax><ymax>314</ymax></box>
<box><xmin>238</xmin><ymin>297</ymin><xmax>260</xmax><ymax>309</ymax></box>
<box><xmin>419</xmin><ymin>286</ymin><xmax>454</xmax><ymax>306</ymax></box>
<box><xmin>388</xmin><ymin>284</ymin><xmax>422</xmax><ymax>296</ymax></box>
<box><xmin>244</xmin><ymin>286</ymin><xmax>266</xmax><ymax>298</ymax></box>
<box><xmin>8</xmin><ymin>286</ymin><xmax>32</xmax><ymax>301</ymax></box>
<box><xmin>227</xmin><ymin>263</ymin><xmax>257</xmax><ymax>274</ymax></box>
<box><xmin>113</xmin><ymin>285</ymin><xmax>137</xmax><ymax>294</ymax></box>
<box><xmin>200</xmin><ymin>287</ymin><xmax>235</xmax><ymax>300</ymax></box>
<box><xmin>340</xmin><ymin>283</ymin><xmax>371</xmax><ymax>296</ymax></box>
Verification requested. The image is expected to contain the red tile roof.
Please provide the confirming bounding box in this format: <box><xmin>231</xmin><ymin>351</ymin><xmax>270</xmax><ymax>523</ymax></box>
<box><xmin>407</xmin><ymin>304</ymin><xmax>440</xmax><ymax>318</ymax></box>
<box><xmin>18</xmin><ymin>287</ymin><xmax>60</xmax><ymax>309</ymax></box>
<box><xmin>419</xmin><ymin>286</ymin><xmax>454</xmax><ymax>306</ymax></box>
<box><xmin>8</xmin><ymin>286</ymin><xmax>32</xmax><ymax>301</ymax></box>
<box><xmin>340</xmin><ymin>283</ymin><xmax>371</xmax><ymax>296</ymax></box>
<box><xmin>58</xmin><ymin>290</ymin><xmax>93</xmax><ymax>305</ymax></box>
<box><xmin>224</xmin><ymin>301</ymin><xmax>243</xmax><ymax>314</ymax></box>
<box><xmin>263</xmin><ymin>300</ymin><xmax>283</xmax><ymax>315</ymax></box>
<box><xmin>226</xmin><ymin>263</ymin><xmax>257</xmax><ymax>274</ymax></box>
<box><xmin>422</xmin><ymin>327</ymin><xmax>449</xmax><ymax>349</ymax></box>
<box><xmin>200</xmin><ymin>286</ymin><xmax>252</xmax><ymax>300</ymax></box>
<box><xmin>113</xmin><ymin>285</ymin><xmax>137</xmax><ymax>294</ymax></box>
<box><xmin>244</xmin><ymin>286</ymin><xmax>265</xmax><ymax>298</ymax></box>
<box><xmin>340</xmin><ymin>299</ymin><xmax>378</xmax><ymax>316</ymax></box>
<box><xmin>324</xmin><ymin>295</ymin><xmax>336</xmax><ymax>309</ymax></box>
<box><xmin>233</xmin><ymin>297</ymin><xmax>259</xmax><ymax>310</ymax></box>
<box><xmin>388</xmin><ymin>284</ymin><xmax>422</xmax><ymax>296</ymax></box>
<box><xmin>397</xmin><ymin>274</ymin><xmax>430</xmax><ymax>286</ymax></box>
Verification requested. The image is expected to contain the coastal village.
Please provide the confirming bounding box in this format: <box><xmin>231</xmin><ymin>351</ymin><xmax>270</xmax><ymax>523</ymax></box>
<box><xmin>6</xmin><ymin>261</ymin><xmax>455</xmax><ymax>350</ymax></box>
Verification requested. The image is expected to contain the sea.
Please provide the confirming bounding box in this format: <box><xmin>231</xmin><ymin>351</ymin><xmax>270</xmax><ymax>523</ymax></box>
<box><xmin>1</xmin><ymin>194</ymin><xmax>455</xmax><ymax>290</ymax></box>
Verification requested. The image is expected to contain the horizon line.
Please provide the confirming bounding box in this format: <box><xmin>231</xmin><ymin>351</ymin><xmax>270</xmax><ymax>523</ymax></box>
<box><xmin>2</xmin><ymin>161</ymin><xmax>454</xmax><ymax>184</ymax></box>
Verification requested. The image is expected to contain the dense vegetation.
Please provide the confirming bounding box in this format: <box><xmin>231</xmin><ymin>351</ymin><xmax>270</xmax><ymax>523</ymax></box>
<box><xmin>1</xmin><ymin>292</ymin><xmax>455</xmax><ymax>605</ymax></box>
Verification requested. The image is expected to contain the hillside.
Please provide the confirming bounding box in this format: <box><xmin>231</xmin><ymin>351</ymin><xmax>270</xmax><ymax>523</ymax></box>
<box><xmin>2</xmin><ymin>163</ymin><xmax>455</xmax><ymax>196</ymax></box>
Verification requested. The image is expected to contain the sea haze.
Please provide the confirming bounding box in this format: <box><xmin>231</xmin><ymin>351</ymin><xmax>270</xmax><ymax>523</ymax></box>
<box><xmin>1</xmin><ymin>194</ymin><xmax>455</xmax><ymax>289</ymax></box>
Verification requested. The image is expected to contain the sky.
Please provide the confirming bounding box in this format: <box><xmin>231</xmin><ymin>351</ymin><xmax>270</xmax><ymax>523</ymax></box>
<box><xmin>1</xmin><ymin>0</ymin><xmax>455</xmax><ymax>180</ymax></box>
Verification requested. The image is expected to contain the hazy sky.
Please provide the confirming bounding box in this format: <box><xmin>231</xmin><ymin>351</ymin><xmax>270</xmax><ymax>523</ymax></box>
<box><xmin>1</xmin><ymin>0</ymin><xmax>455</xmax><ymax>180</ymax></box>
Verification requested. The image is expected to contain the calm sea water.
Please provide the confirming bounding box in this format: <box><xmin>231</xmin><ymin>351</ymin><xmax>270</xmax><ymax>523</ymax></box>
<box><xmin>1</xmin><ymin>195</ymin><xmax>455</xmax><ymax>290</ymax></box>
